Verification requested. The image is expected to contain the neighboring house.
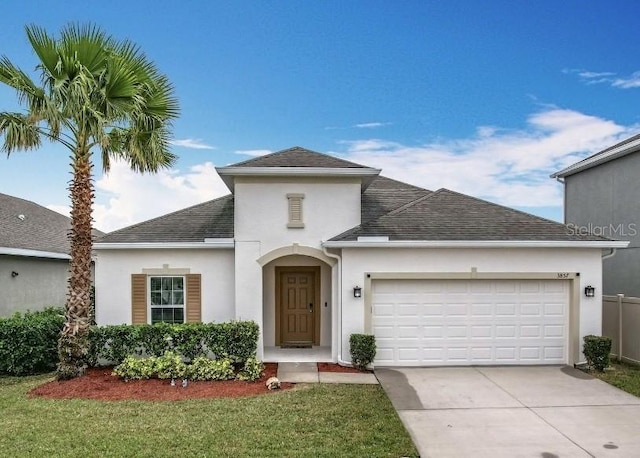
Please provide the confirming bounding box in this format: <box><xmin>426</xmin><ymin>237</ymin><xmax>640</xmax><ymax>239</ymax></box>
<box><xmin>552</xmin><ymin>134</ymin><xmax>640</xmax><ymax>297</ymax></box>
<box><xmin>1</xmin><ymin>193</ymin><xmax>67</xmax><ymax>315</ymax></box>
<box><xmin>94</xmin><ymin>147</ymin><xmax>624</xmax><ymax>366</ymax></box>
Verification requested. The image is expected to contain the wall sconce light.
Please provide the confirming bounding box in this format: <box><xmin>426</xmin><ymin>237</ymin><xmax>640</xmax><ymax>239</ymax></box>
<box><xmin>353</xmin><ymin>286</ymin><xmax>362</xmax><ymax>298</ymax></box>
<box><xmin>584</xmin><ymin>285</ymin><xmax>595</xmax><ymax>297</ymax></box>
<box><xmin>11</xmin><ymin>271</ymin><xmax>19</xmax><ymax>278</ymax></box>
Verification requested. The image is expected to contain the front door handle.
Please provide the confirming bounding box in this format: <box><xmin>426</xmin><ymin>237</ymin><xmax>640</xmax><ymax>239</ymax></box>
<box><xmin>309</xmin><ymin>303</ymin><xmax>313</xmax><ymax>313</ymax></box>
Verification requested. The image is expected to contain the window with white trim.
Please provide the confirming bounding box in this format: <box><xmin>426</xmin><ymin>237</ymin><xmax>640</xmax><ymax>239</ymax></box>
<box><xmin>150</xmin><ymin>276</ymin><xmax>185</xmax><ymax>324</ymax></box>
<box><xmin>287</xmin><ymin>193</ymin><xmax>305</xmax><ymax>228</ymax></box>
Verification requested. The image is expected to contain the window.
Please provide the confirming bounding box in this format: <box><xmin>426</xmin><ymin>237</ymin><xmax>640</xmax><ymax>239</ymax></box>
<box><xmin>287</xmin><ymin>193</ymin><xmax>305</xmax><ymax>228</ymax></box>
<box><xmin>150</xmin><ymin>276</ymin><xmax>184</xmax><ymax>324</ymax></box>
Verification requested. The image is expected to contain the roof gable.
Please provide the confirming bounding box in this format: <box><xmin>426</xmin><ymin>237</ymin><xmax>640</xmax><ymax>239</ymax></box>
<box><xmin>228</xmin><ymin>146</ymin><xmax>370</xmax><ymax>168</ymax></box>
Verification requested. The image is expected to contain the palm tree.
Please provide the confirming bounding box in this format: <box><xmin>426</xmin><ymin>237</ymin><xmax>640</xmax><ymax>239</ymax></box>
<box><xmin>0</xmin><ymin>24</ymin><xmax>179</xmax><ymax>379</ymax></box>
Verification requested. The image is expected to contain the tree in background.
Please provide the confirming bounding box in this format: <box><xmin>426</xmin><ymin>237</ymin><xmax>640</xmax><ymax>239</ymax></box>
<box><xmin>0</xmin><ymin>23</ymin><xmax>179</xmax><ymax>378</ymax></box>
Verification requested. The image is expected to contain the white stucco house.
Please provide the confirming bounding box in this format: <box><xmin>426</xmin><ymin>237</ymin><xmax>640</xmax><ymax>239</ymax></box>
<box><xmin>94</xmin><ymin>147</ymin><xmax>625</xmax><ymax>366</ymax></box>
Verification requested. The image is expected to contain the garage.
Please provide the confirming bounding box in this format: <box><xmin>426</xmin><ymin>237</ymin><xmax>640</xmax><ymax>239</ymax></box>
<box><xmin>372</xmin><ymin>278</ymin><xmax>570</xmax><ymax>366</ymax></box>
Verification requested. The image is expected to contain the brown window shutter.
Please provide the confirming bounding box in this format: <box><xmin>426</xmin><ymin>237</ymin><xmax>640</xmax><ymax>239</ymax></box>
<box><xmin>185</xmin><ymin>274</ymin><xmax>202</xmax><ymax>323</ymax></box>
<box><xmin>131</xmin><ymin>274</ymin><xmax>147</xmax><ymax>324</ymax></box>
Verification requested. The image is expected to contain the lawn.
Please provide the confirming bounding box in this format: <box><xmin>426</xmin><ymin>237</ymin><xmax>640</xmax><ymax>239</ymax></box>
<box><xmin>0</xmin><ymin>375</ymin><xmax>418</xmax><ymax>458</ymax></box>
<box><xmin>591</xmin><ymin>361</ymin><xmax>640</xmax><ymax>397</ymax></box>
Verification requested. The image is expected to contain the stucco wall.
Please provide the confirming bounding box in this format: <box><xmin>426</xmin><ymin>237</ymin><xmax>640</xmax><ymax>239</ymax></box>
<box><xmin>262</xmin><ymin>255</ymin><xmax>332</xmax><ymax>347</ymax></box>
<box><xmin>234</xmin><ymin>177</ymin><xmax>361</xmax><ymax>253</ymax></box>
<box><xmin>340</xmin><ymin>247</ymin><xmax>603</xmax><ymax>362</ymax></box>
<box><xmin>94</xmin><ymin>249</ymin><xmax>235</xmax><ymax>325</ymax></box>
<box><xmin>0</xmin><ymin>255</ymin><xmax>69</xmax><ymax>316</ymax></box>
<box><xmin>565</xmin><ymin>153</ymin><xmax>640</xmax><ymax>296</ymax></box>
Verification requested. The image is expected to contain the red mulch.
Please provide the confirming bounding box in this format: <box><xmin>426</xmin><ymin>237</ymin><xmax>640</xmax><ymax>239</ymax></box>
<box><xmin>317</xmin><ymin>362</ymin><xmax>370</xmax><ymax>374</ymax></box>
<box><xmin>29</xmin><ymin>363</ymin><xmax>293</xmax><ymax>401</ymax></box>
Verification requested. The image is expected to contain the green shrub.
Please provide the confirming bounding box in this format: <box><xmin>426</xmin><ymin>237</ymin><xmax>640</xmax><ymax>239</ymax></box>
<box><xmin>188</xmin><ymin>356</ymin><xmax>235</xmax><ymax>381</ymax></box>
<box><xmin>236</xmin><ymin>356</ymin><xmax>264</xmax><ymax>381</ymax></box>
<box><xmin>154</xmin><ymin>351</ymin><xmax>188</xmax><ymax>379</ymax></box>
<box><xmin>349</xmin><ymin>334</ymin><xmax>376</xmax><ymax>370</ymax></box>
<box><xmin>89</xmin><ymin>321</ymin><xmax>259</xmax><ymax>366</ymax></box>
<box><xmin>88</xmin><ymin>325</ymin><xmax>138</xmax><ymax>365</ymax></box>
<box><xmin>0</xmin><ymin>308</ymin><xmax>64</xmax><ymax>375</ymax></box>
<box><xmin>202</xmin><ymin>321</ymin><xmax>259</xmax><ymax>362</ymax></box>
<box><xmin>112</xmin><ymin>355</ymin><xmax>250</xmax><ymax>382</ymax></box>
<box><xmin>112</xmin><ymin>355</ymin><xmax>157</xmax><ymax>381</ymax></box>
<box><xmin>583</xmin><ymin>335</ymin><xmax>612</xmax><ymax>372</ymax></box>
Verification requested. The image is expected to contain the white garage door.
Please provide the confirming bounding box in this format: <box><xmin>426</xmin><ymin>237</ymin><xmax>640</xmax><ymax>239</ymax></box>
<box><xmin>372</xmin><ymin>279</ymin><xmax>569</xmax><ymax>366</ymax></box>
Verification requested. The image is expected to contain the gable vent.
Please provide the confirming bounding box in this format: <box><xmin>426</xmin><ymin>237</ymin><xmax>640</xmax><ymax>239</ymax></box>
<box><xmin>287</xmin><ymin>193</ymin><xmax>305</xmax><ymax>229</ymax></box>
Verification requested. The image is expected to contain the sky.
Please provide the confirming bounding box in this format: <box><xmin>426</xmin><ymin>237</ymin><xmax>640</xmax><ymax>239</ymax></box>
<box><xmin>0</xmin><ymin>1</ymin><xmax>639</xmax><ymax>232</ymax></box>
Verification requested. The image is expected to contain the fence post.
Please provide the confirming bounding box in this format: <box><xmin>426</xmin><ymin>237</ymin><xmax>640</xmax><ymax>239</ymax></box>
<box><xmin>617</xmin><ymin>293</ymin><xmax>624</xmax><ymax>363</ymax></box>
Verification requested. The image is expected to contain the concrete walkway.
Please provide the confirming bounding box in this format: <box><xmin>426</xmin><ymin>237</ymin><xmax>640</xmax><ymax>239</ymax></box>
<box><xmin>377</xmin><ymin>366</ymin><xmax>640</xmax><ymax>458</ymax></box>
<box><xmin>276</xmin><ymin>362</ymin><xmax>378</xmax><ymax>384</ymax></box>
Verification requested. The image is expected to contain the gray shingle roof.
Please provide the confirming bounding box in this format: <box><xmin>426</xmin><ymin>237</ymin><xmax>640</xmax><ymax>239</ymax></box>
<box><xmin>362</xmin><ymin>176</ymin><xmax>432</xmax><ymax>222</ymax></box>
<box><xmin>330</xmin><ymin>188</ymin><xmax>608</xmax><ymax>242</ymax></box>
<box><xmin>97</xmin><ymin>195</ymin><xmax>234</xmax><ymax>243</ymax></box>
<box><xmin>228</xmin><ymin>146</ymin><xmax>370</xmax><ymax>168</ymax></box>
<box><xmin>97</xmin><ymin>148</ymin><xmax>605</xmax><ymax>244</ymax></box>
<box><xmin>0</xmin><ymin>193</ymin><xmax>101</xmax><ymax>255</ymax></box>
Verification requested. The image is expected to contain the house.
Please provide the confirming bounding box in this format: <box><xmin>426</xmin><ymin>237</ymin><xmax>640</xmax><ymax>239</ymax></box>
<box><xmin>1</xmin><ymin>193</ymin><xmax>70</xmax><ymax>315</ymax></box>
<box><xmin>94</xmin><ymin>146</ymin><xmax>625</xmax><ymax>366</ymax></box>
<box><xmin>552</xmin><ymin>134</ymin><xmax>640</xmax><ymax>297</ymax></box>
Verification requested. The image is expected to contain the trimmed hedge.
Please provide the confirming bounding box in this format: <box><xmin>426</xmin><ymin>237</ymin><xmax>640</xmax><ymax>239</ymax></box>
<box><xmin>350</xmin><ymin>333</ymin><xmax>376</xmax><ymax>370</ymax></box>
<box><xmin>89</xmin><ymin>321</ymin><xmax>259</xmax><ymax>365</ymax></box>
<box><xmin>0</xmin><ymin>308</ymin><xmax>65</xmax><ymax>375</ymax></box>
<box><xmin>583</xmin><ymin>335</ymin><xmax>612</xmax><ymax>372</ymax></box>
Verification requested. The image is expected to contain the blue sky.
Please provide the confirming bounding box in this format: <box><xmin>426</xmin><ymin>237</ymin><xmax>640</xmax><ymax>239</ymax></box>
<box><xmin>1</xmin><ymin>1</ymin><xmax>639</xmax><ymax>231</ymax></box>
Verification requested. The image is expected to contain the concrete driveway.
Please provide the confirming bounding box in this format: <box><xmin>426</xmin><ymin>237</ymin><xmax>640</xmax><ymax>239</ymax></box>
<box><xmin>376</xmin><ymin>366</ymin><xmax>640</xmax><ymax>457</ymax></box>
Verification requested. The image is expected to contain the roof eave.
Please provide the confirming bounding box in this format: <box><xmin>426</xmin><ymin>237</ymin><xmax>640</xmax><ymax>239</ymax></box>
<box><xmin>323</xmin><ymin>240</ymin><xmax>630</xmax><ymax>249</ymax></box>
<box><xmin>0</xmin><ymin>247</ymin><xmax>71</xmax><ymax>259</ymax></box>
<box><xmin>551</xmin><ymin>137</ymin><xmax>640</xmax><ymax>178</ymax></box>
<box><xmin>215</xmin><ymin>166</ymin><xmax>381</xmax><ymax>192</ymax></box>
<box><xmin>93</xmin><ymin>240</ymin><xmax>235</xmax><ymax>250</ymax></box>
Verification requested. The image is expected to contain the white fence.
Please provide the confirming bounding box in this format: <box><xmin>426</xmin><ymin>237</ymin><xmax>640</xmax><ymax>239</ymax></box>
<box><xmin>603</xmin><ymin>294</ymin><xmax>640</xmax><ymax>364</ymax></box>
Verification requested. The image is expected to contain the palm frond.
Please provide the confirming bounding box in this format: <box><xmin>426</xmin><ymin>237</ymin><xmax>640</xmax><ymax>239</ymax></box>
<box><xmin>0</xmin><ymin>112</ymin><xmax>43</xmax><ymax>154</ymax></box>
<box><xmin>25</xmin><ymin>24</ymin><xmax>61</xmax><ymax>81</ymax></box>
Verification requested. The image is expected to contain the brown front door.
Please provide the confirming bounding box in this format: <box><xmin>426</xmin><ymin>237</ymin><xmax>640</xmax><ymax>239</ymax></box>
<box><xmin>278</xmin><ymin>268</ymin><xmax>317</xmax><ymax>346</ymax></box>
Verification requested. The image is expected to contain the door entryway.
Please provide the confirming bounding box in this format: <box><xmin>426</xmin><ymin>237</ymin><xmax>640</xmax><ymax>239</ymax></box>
<box><xmin>276</xmin><ymin>266</ymin><xmax>320</xmax><ymax>347</ymax></box>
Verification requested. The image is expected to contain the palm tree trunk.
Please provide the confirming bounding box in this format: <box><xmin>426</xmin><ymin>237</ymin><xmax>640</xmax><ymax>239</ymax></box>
<box><xmin>57</xmin><ymin>151</ymin><xmax>94</xmax><ymax>379</ymax></box>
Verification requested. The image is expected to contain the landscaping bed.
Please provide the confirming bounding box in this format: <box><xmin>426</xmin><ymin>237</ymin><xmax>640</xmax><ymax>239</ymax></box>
<box><xmin>30</xmin><ymin>363</ymin><xmax>294</xmax><ymax>401</ymax></box>
<box><xmin>29</xmin><ymin>362</ymin><xmax>369</xmax><ymax>401</ymax></box>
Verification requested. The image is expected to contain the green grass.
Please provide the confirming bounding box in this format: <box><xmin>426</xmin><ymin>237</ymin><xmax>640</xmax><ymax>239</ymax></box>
<box><xmin>0</xmin><ymin>375</ymin><xmax>418</xmax><ymax>457</ymax></box>
<box><xmin>590</xmin><ymin>361</ymin><xmax>640</xmax><ymax>397</ymax></box>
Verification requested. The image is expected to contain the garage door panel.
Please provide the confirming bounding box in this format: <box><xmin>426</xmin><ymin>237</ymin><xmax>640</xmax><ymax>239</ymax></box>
<box><xmin>372</xmin><ymin>279</ymin><xmax>569</xmax><ymax>366</ymax></box>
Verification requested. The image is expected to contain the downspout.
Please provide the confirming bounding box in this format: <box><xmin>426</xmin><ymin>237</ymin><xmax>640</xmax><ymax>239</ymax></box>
<box><xmin>322</xmin><ymin>245</ymin><xmax>349</xmax><ymax>366</ymax></box>
<box><xmin>602</xmin><ymin>248</ymin><xmax>617</xmax><ymax>260</ymax></box>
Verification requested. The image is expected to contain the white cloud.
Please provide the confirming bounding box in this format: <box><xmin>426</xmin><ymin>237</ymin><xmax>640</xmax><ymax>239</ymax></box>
<box><xmin>568</xmin><ymin>68</ymin><xmax>640</xmax><ymax>89</ymax></box>
<box><xmin>612</xmin><ymin>71</ymin><xmax>640</xmax><ymax>89</ymax></box>
<box><xmin>170</xmin><ymin>138</ymin><xmax>216</xmax><ymax>149</ymax></box>
<box><xmin>87</xmin><ymin>161</ymin><xmax>229</xmax><ymax>232</ymax></box>
<box><xmin>234</xmin><ymin>149</ymin><xmax>272</xmax><ymax>157</ymax></box>
<box><xmin>336</xmin><ymin>108</ymin><xmax>637</xmax><ymax>209</ymax></box>
<box><xmin>353</xmin><ymin>122</ymin><xmax>392</xmax><ymax>129</ymax></box>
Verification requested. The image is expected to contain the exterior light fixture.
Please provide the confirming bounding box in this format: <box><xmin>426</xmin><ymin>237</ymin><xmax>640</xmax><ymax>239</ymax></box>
<box><xmin>584</xmin><ymin>285</ymin><xmax>595</xmax><ymax>297</ymax></box>
<box><xmin>11</xmin><ymin>271</ymin><xmax>19</xmax><ymax>278</ymax></box>
<box><xmin>353</xmin><ymin>286</ymin><xmax>362</xmax><ymax>298</ymax></box>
